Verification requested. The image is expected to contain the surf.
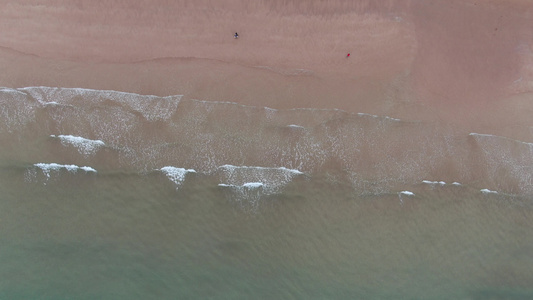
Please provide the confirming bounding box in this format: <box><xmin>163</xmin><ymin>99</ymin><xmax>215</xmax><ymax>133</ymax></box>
<box><xmin>1</xmin><ymin>86</ymin><xmax>532</xmax><ymax>197</ymax></box>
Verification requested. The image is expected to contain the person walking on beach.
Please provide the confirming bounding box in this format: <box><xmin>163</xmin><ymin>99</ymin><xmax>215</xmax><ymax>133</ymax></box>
<box><xmin>234</xmin><ymin>32</ymin><xmax>239</xmax><ymax>39</ymax></box>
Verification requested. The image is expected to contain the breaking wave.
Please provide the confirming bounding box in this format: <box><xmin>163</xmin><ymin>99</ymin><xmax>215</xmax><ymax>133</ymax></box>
<box><xmin>1</xmin><ymin>86</ymin><xmax>532</xmax><ymax>197</ymax></box>
<box><xmin>25</xmin><ymin>162</ymin><xmax>97</xmax><ymax>183</ymax></box>
<box><xmin>50</xmin><ymin>135</ymin><xmax>105</xmax><ymax>156</ymax></box>
<box><xmin>159</xmin><ymin>166</ymin><xmax>196</xmax><ymax>189</ymax></box>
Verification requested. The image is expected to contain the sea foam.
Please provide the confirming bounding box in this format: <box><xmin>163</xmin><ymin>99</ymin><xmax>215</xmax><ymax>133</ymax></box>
<box><xmin>31</xmin><ymin>163</ymin><xmax>97</xmax><ymax>180</ymax></box>
<box><xmin>469</xmin><ymin>132</ymin><xmax>533</xmax><ymax>194</ymax></box>
<box><xmin>481</xmin><ymin>189</ymin><xmax>498</xmax><ymax>194</ymax></box>
<box><xmin>357</xmin><ymin>112</ymin><xmax>401</xmax><ymax>122</ymax></box>
<box><xmin>218</xmin><ymin>182</ymin><xmax>264</xmax><ymax>189</ymax></box>
<box><xmin>422</xmin><ymin>180</ymin><xmax>446</xmax><ymax>185</ymax></box>
<box><xmin>51</xmin><ymin>135</ymin><xmax>105</xmax><ymax>156</ymax></box>
<box><xmin>469</xmin><ymin>132</ymin><xmax>533</xmax><ymax>147</ymax></box>
<box><xmin>0</xmin><ymin>87</ymin><xmax>39</xmax><ymax>133</ymax></box>
<box><xmin>218</xmin><ymin>180</ymin><xmax>271</xmax><ymax>212</ymax></box>
<box><xmin>217</xmin><ymin>165</ymin><xmax>303</xmax><ymax>196</ymax></box>
<box><xmin>20</xmin><ymin>86</ymin><xmax>182</xmax><ymax>122</ymax></box>
<box><xmin>398</xmin><ymin>190</ymin><xmax>415</xmax><ymax>203</ymax></box>
<box><xmin>399</xmin><ymin>191</ymin><xmax>415</xmax><ymax>196</ymax></box>
<box><xmin>159</xmin><ymin>166</ymin><xmax>196</xmax><ymax>189</ymax></box>
<box><xmin>287</xmin><ymin>124</ymin><xmax>305</xmax><ymax>129</ymax></box>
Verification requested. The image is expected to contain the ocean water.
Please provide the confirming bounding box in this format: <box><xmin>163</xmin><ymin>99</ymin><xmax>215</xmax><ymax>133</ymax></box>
<box><xmin>1</xmin><ymin>86</ymin><xmax>533</xmax><ymax>299</ymax></box>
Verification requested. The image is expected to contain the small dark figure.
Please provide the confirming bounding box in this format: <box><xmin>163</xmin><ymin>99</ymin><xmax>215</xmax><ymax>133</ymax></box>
<box><xmin>234</xmin><ymin>32</ymin><xmax>239</xmax><ymax>39</ymax></box>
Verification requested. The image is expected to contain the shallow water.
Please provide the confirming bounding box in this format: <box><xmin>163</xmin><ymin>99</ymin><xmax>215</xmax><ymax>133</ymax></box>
<box><xmin>1</xmin><ymin>87</ymin><xmax>533</xmax><ymax>299</ymax></box>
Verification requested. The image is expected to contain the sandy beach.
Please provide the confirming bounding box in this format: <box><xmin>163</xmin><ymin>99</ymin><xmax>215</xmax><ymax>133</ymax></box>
<box><xmin>1</xmin><ymin>0</ymin><xmax>532</xmax><ymax>129</ymax></box>
<box><xmin>3</xmin><ymin>2</ymin><xmax>533</xmax><ymax>299</ymax></box>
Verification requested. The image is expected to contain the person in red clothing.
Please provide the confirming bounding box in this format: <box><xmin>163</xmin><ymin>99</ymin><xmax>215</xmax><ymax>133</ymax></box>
<box><xmin>347</xmin><ymin>53</ymin><xmax>350</xmax><ymax>57</ymax></box>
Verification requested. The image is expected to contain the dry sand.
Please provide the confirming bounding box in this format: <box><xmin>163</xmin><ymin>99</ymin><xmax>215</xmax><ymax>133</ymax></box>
<box><xmin>1</xmin><ymin>0</ymin><xmax>533</xmax><ymax>132</ymax></box>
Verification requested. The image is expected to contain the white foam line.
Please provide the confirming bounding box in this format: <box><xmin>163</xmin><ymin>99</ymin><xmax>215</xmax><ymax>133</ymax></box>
<box><xmin>469</xmin><ymin>133</ymin><xmax>533</xmax><ymax>147</ymax></box>
<box><xmin>287</xmin><ymin>107</ymin><xmax>344</xmax><ymax>113</ymax></box>
<box><xmin>242</xmin><ymin>182</ymin><xmax>264</xmax><ymax>188</ymax></box>
<box><xmin>19</xmin><ymin>86</ymin><xmax>166</xmax><ymax>99</ymax></box>
<box><xmin>51</xmin><ymin>135</ymin><xmax>106</xmax><ymax>156</ymax></box>
<box><xmin>218</xmin><ymin>182</ymin><xmax>264</xmax><ymax>189</ymax></box>
<box><xmin>80</xmin><ymin>166</ymin><xmax>97</xmax><ymax>172</ymax></box>
<box><xmin>0</xmin><ymin>87</ymin><xmax>27</xmax><ymax>96</ymax></box>
<box><xmin>218</xmin><ymin>165</ymin><xmax>304</xmax><ymax>175</ymax></box>
<box><xmin>422</xmin><ymin>180</ymin><xmax>446</xmax><ymax>185</ymax></box>
<box><xmin>193</xmin><ymin>99</ymin><xmax>239</xmax><ymax>106</ymax></box>
<box><xmin>34</xmin><ymin>163</ymin><xmax>97</xmax><ymax>178</ymax></box>
<box><xmin>52</xmin><ymin>135</ymin><xmax>105</xmax><ymax>146</ymax></box>
<box><xmin>190</xmin><ymin>99</ymin><xmax>282</xmax><ymax>118</ymax></box>
<box><xmin>481</xmin><ymin>189</ymin><xmax>498</xmax><ymax>194</ymax></box>
<box><xmin>13</xmin><ymin>87</ymin><xmax>408</xmax><ymax>125</ymax></box>
<box><xmin>399</xmin><ymin>191</ymin><xmax>415</xmax><ymax>196</ymax></box>
<box><xmin>357</xmin><ymin>112</ymin><xmax>401</xmax><ymax>122</ymax></box>
<box><xmin>452</xmin><ymin>182</ymin><xmax>462</xmax><ymax>186</ymax></box>
<box><xmin>188</xmin><ymin>99</ymin><xmax>406</xmax><ymax>123</ymax></box>
<box><xmin>469</xmin><ymin>133</ymin><xmax>495</xmax><ymax>138</ymax></box>
<box><xmin>287</xmin><ymin>124</ymin><xmax>305</xmax><ymax>129</ymax></box>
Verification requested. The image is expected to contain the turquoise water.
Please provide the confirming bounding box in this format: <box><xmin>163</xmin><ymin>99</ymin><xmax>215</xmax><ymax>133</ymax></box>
<box><xmin>1</xmin><ymin>167</ymin><xmax>533</xmax><ymax>299</ymax></box>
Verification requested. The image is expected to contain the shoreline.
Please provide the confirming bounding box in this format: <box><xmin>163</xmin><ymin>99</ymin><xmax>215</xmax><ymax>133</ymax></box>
<box><xmin>0</xmin><ymin>0</ymin><xmax>532</xmax><ymax>131</ymax></box>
